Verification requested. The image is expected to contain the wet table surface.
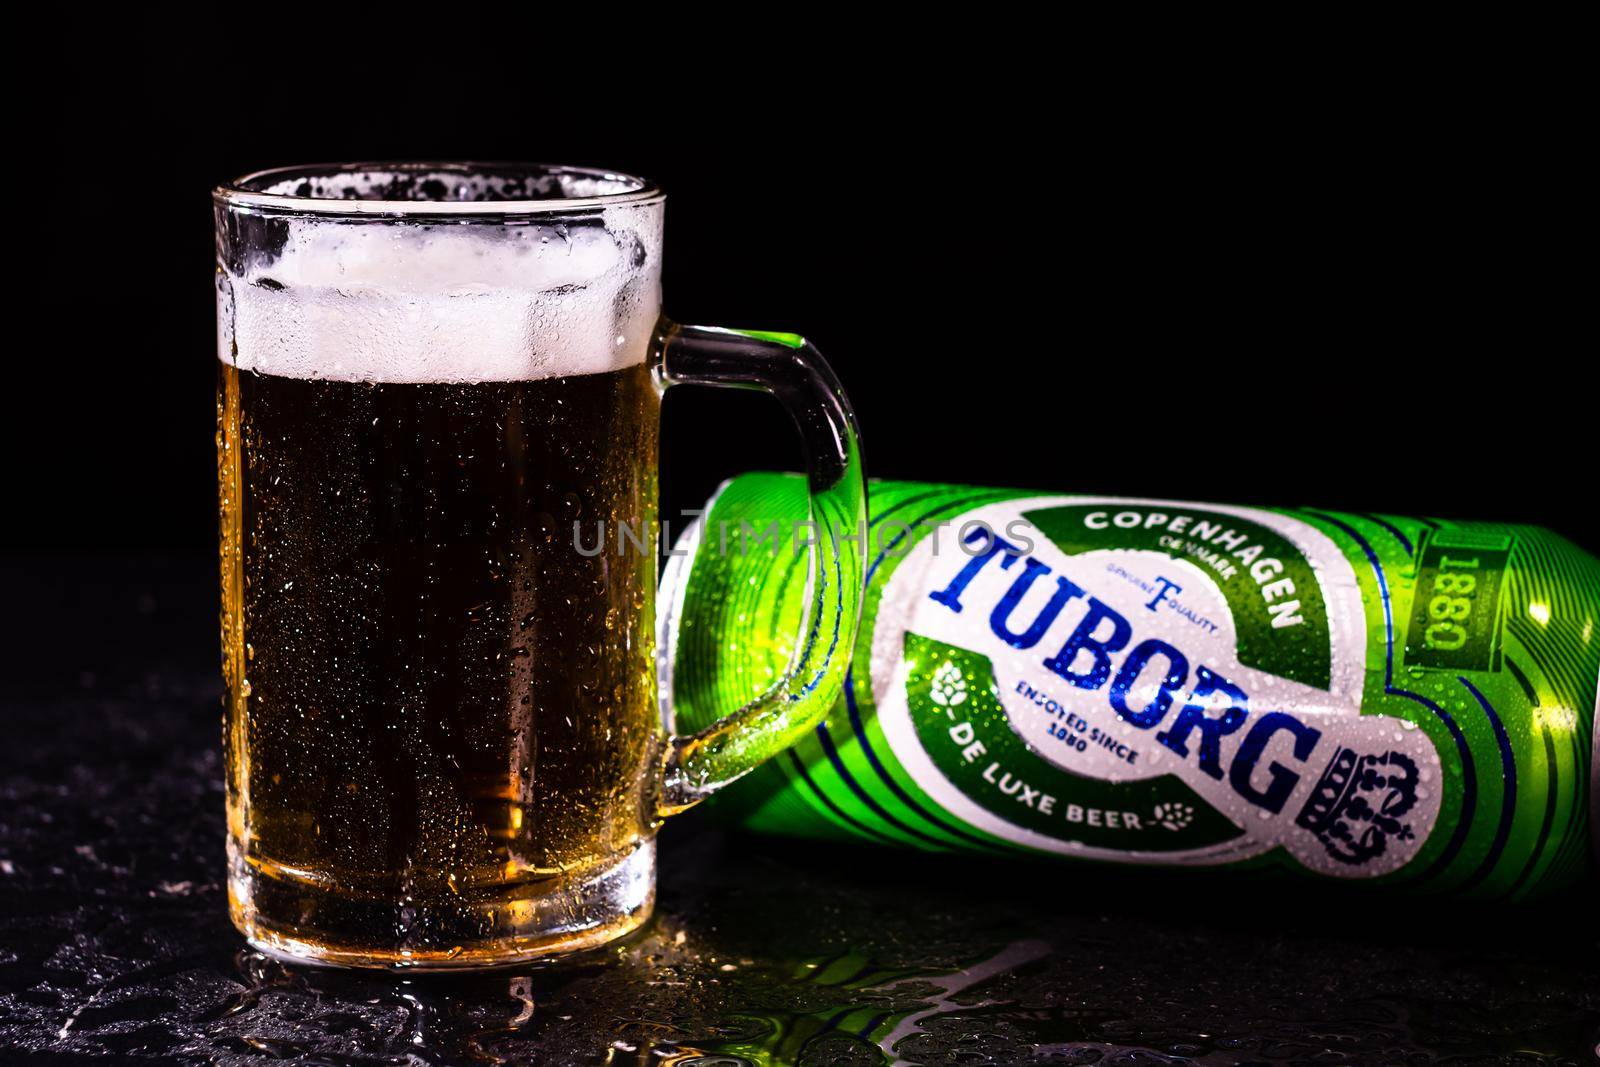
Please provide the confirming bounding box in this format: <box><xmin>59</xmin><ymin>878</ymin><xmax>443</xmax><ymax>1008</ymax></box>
<box><xmin>2</xmin><ymin>556</ymin><xmax>1597</xmax><ymax>1066</ymax></box>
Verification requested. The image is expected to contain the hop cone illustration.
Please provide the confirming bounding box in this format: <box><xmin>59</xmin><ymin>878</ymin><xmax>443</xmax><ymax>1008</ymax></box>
<box><xmin>1152</xmin><ymin>802</ymin><xmax>1194</xmax><ymax>832</ymax></box>
<box><xmin>930</xmin><ymin>662</ymin><xmax>968</xmax><ymax>707</ymax></box>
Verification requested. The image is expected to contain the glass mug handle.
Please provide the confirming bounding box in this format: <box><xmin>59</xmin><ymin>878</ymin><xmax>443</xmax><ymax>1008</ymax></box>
<box><xmin>653</xmin><ymin>322</ymin><xmax>867</xmax><ymax>815</ymax></box>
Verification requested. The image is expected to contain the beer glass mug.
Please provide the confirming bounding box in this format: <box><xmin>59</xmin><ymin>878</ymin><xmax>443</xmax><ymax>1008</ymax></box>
<box><xmin>213</xmin><ymin>163</ymin><xmax>865</xmax><ymax>968</ymax></box>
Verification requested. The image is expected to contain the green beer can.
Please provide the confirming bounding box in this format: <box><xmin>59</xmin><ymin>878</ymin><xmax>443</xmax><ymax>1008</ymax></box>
<box><xmin>659</xmin><ymin>475</ymin><xmax>1600</xmax><ymax>897</ymax></box>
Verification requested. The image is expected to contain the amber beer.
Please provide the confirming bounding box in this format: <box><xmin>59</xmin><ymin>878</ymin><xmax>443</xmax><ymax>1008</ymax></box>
<box><xmin>214</xmin><ymin>162</ymin><xmax>866</xmax><ymax>969</ymax></box>
<box><xmin>218</xmin><ymin>361</ymin><xmax>660</xmax><ymax>963</ymax></box>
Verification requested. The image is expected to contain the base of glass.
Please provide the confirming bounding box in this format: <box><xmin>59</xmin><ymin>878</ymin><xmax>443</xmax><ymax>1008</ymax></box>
<box><xmin>228</xmin><ymin>838</ymin><xmax>655</xmax><ymax>971</ymax></box>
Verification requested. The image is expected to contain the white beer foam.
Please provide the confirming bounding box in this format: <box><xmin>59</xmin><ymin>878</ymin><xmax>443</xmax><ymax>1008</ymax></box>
<box><xmin>221</xmin><ymin>213</ymin><xmax>660</xmax><ymax>383</ymax></box>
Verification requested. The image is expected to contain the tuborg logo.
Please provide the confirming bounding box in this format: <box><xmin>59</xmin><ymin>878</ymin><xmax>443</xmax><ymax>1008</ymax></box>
<box><xmin>870</xmin><ymin>496</ymin><xmax>1444</xmax><ymax>876</ymax></box>
<box><xmin>928</xmin><ymin>531</ymin><xmax>1327</xmax><ymax>818</ymax></box>
<box><xmin>922</xmin><ymin>523</ymin><xmax>1430</xmax><ymax>868</ymax></box>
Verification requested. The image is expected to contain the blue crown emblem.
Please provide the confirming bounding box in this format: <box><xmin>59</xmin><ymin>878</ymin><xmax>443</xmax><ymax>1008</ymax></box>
<box><xmin>1294</xmin><ymin>747</ymin><xmax>1420</xmax><ymax>866</ymax></box>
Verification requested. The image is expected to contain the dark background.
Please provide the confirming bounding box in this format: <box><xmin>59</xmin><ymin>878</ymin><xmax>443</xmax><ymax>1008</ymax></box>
<box><xmin>5</xmin><ymin>43</ymin><xmax>1596</xmax><ymax>1066</ymax></box>
<box><xmin>24</xmin><ymin>58</ymin><xmax>1594</xmax><ymax>556</ymax></box>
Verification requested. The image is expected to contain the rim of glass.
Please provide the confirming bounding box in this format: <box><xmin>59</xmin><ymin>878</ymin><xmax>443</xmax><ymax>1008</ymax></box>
<box><xmin>214</xmin><ymin>161</ymin><xmax>664</xmax><ymax>217</ymax></box>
